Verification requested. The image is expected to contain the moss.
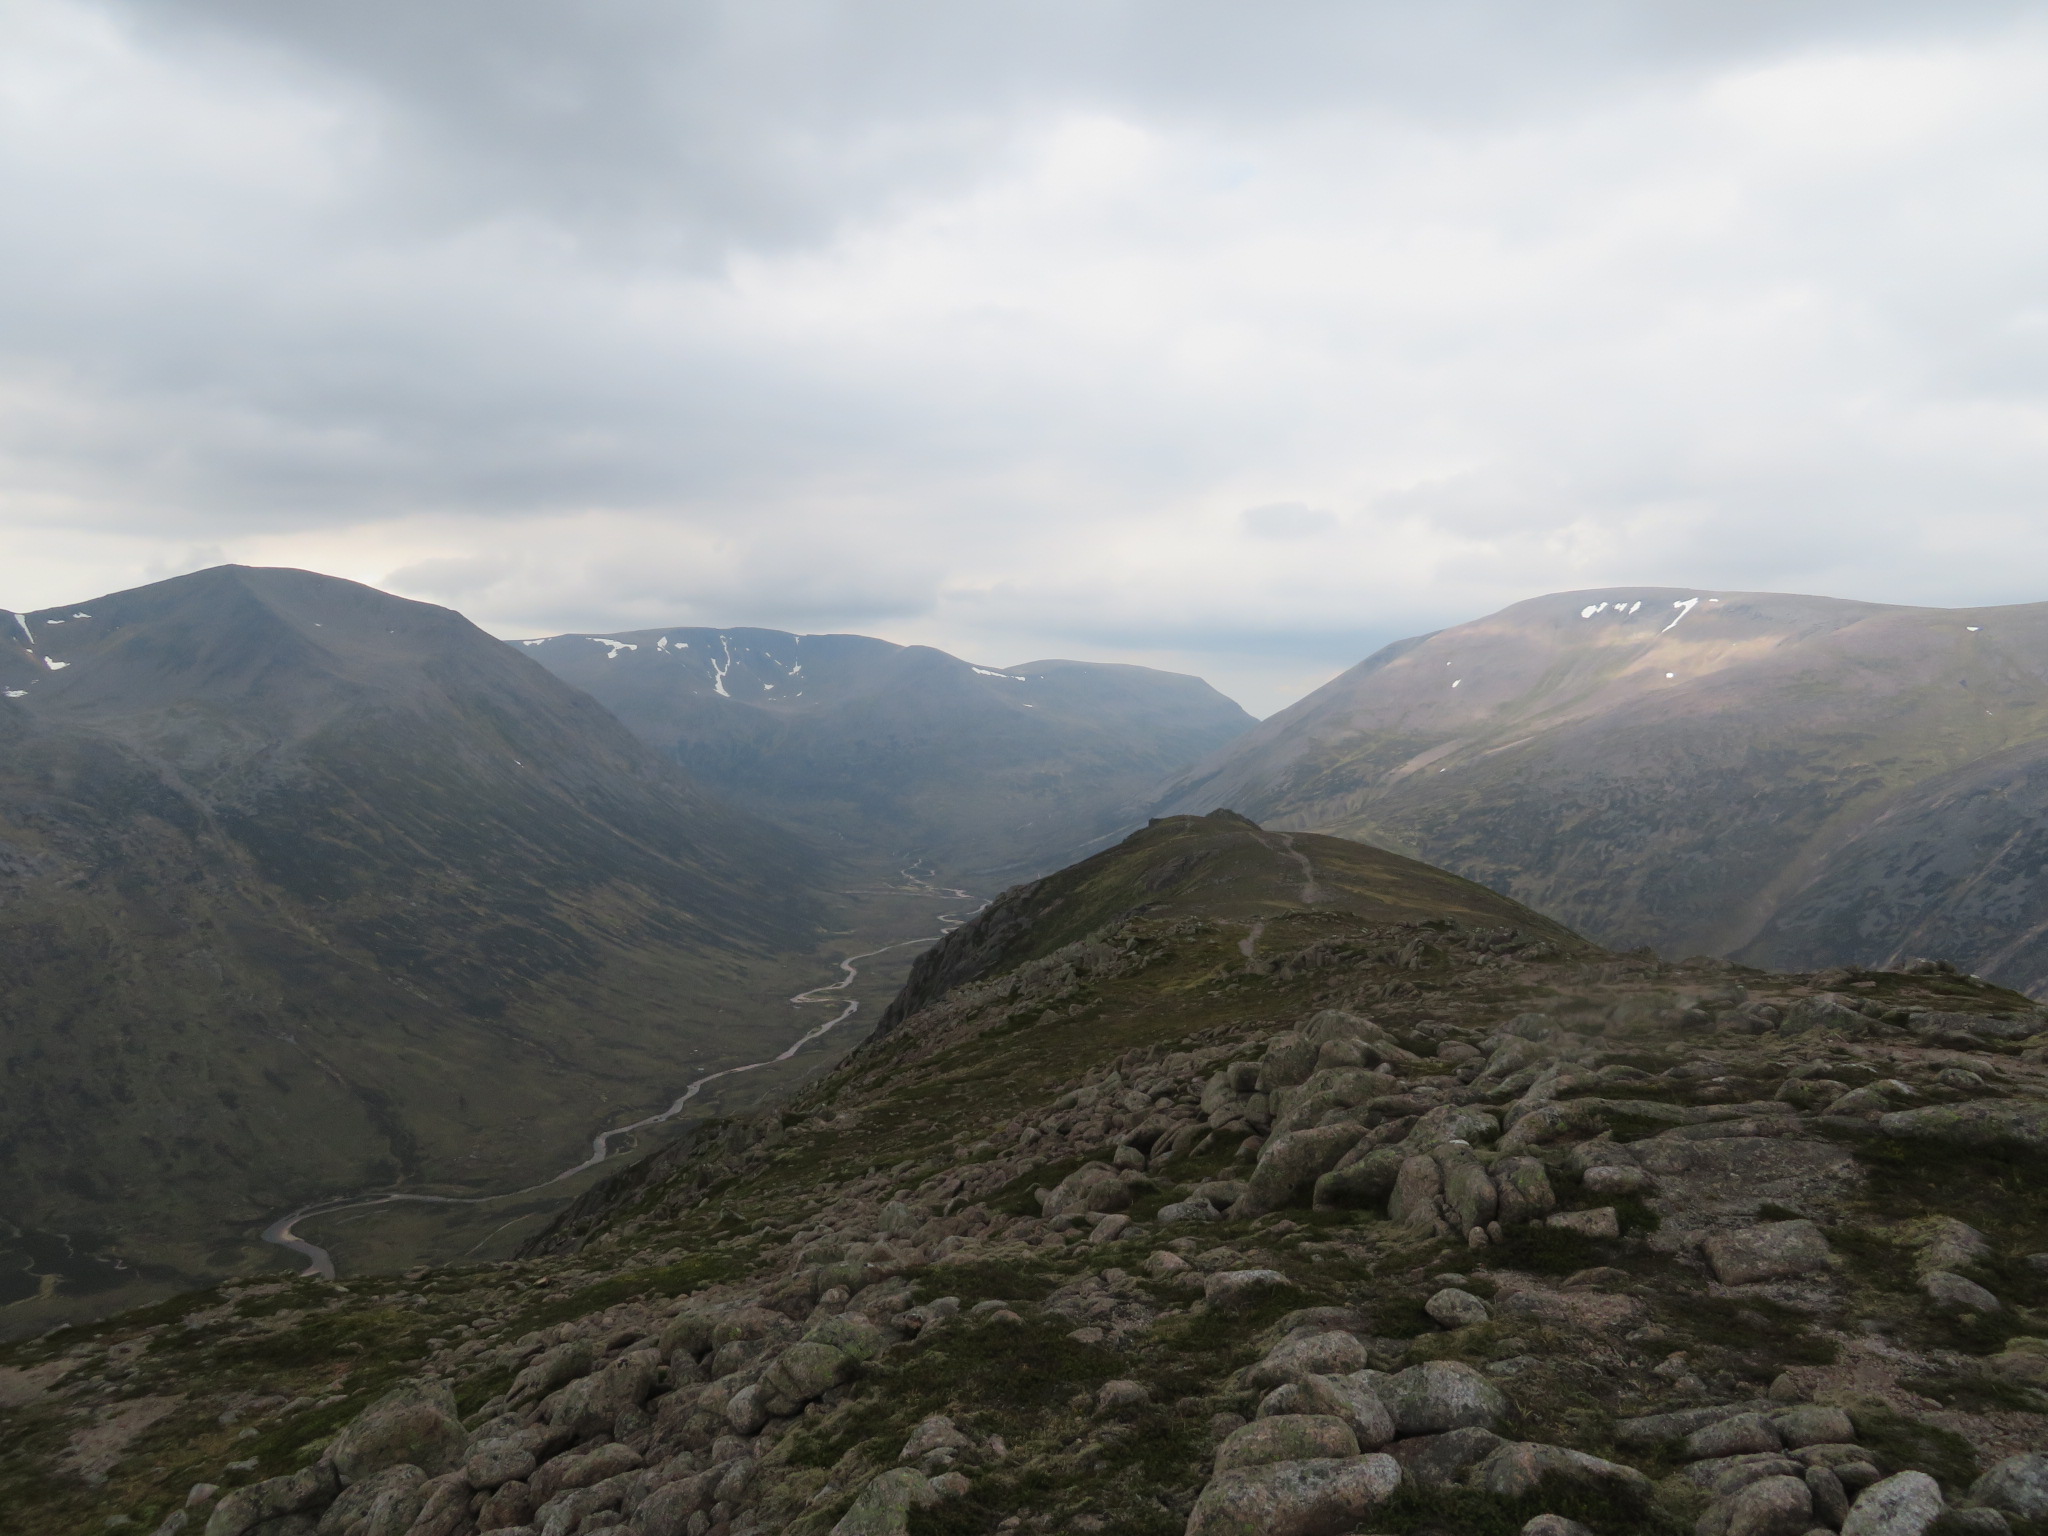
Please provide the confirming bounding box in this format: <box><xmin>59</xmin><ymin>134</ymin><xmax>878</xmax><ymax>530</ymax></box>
<box><xmin>1847</xmin><ymin>1402</ymin><xmax>1981</xmax><ymax>1492</ymax></box>
<box><xmin>1661</xmin><ymin>1294</ymin><xmax>1837</xmax><ymax>1380</ymax></box>
<box><xmin>509</xmin><ymin>1252</ymin><xmax>742</xmax><ymax>1333</ymax></box>
<box><xmin>1901</xmin><ymin>1369</ymin><xmax>2048</xmax><ymax>1415</ymax></box>
<box><xmin>911</xmin><ymin>1259</ymin><xmax>1062</xmax><ymax>1308</ymax></box>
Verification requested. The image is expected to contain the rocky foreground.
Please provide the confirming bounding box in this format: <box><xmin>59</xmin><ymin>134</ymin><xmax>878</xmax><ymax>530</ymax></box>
<box><xmin>3</xmin><ymin>814</ymin><xmax>2047</xmax><ymax>1536</ymax></box>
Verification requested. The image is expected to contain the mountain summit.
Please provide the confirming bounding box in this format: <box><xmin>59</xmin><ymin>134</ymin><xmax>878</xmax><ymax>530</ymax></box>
<box><xmin>0</xmin><ymin>567</ymin><xmax>823</xmax><ymax>1316</ymax></box>
<box><xmin>516</xmin><ymin>626</ymin><xmax>1254</xmax><ymax>879</ymax></box>
<box><xmin>1154</xmin><ymin>587</ymin><xmax>2048</xmax><ymax>992</ymax></box>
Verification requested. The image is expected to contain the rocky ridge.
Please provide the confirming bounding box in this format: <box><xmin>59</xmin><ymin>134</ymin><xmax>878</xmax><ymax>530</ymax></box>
<box><xmin>5</xmin><ymin>816</ymin><xmax>2048</xmax><ymax>1536</ymax></box>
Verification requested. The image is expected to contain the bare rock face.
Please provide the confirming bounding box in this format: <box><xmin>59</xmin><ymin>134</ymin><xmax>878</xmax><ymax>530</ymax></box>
<box><xmin>1702</xmin><ymin>1221</ymin><xmax>1832</xmax><ymax>1284</ymax></box>
<box><xmin>1185</xmin><ymin>1453</ymin><xmax>1402</xmax><ymax>1536</ymax></box>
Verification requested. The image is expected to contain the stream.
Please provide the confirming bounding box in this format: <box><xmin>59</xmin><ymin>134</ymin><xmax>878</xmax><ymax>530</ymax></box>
<box><xmin>261</xmin><ymin>877</ymin><xmax>979</xmax><ymax>1279</ymax></box>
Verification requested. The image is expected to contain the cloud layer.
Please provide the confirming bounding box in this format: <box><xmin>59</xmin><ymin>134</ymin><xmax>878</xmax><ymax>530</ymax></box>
<box><xmin>4</xmin><ymin>1</ymin><xmax>2047</xmax><ymax>711</ymax></box>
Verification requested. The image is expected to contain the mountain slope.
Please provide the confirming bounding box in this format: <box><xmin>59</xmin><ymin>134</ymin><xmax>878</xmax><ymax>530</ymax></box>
<box><xmin>514</xmin><ymin>625</ymin><xmax>1254</xmax><ymax>877</ymax></box>
<box><xmin>1152</xmin><ymin>588</ymin><xmax>2048</xmax><ymax>992</ymax></box>
<box><xmin>15</xmin><ymin>813</ymin><xmax>2048</xmax><ymax>1536</ymax></box>
<box><xmin>0</xmin><ymin>566</ymin><xmax>825</xmax><ymax>1317</ymax></box>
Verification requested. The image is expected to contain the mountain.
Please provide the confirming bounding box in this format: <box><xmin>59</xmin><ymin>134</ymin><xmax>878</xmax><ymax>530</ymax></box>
<box><xmin>13</xmin><ymin>809</ymin><xmax>2047</xmax><ymax>1536</ymax></box>
<box><xmin>0</xmin><ymin>566</ymin><xmax>824</xmax><ymax>1322</ymax></box>
<box><xmin>1152</xmin><ymin>587</ymin><xmax>2048</xmax><ymax>994</ymax></box>
<box><xmin>513</xmin><ymin>625</ymin><xmax>1255</xmax><ymax>878</ymax></box>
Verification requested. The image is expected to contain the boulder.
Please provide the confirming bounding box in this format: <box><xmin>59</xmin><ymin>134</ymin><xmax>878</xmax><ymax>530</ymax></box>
<box><xmin>1922</xmin><ymin>1271</ymin><xmax>2001</xmax><ymax>1313</ymax></box>
<box><xmin>1971</xmin><ymin>1454</ymin><xmax>2048</xmax><ymax>1521</ymax></box>
<box><xmin>829</xmin><ymin>1467</ymin><xmax>948</xmax><ymax>1536</ymax></box>
<box><xmin>1095</xmin><ymin>1381</ymin><xmax>1150</xmax><ymax>1417</ymax></box>
<box><xmin>1471</xmin><ymin>1441</ymin><xmax>1651</xmax><ymax>1499</ymax></box>
<box><xmin>1159</xmin><ymin>1197</ymin><xmax>1224</xmax><ymax>1224</ymax></box>
<box><xmin>1521</xmin><ymin>1519</ymin><xmax>1595</xmax><ymax>1536</ymax></box>
<box><xmin>1185</xmin><ymin>1454</ymin><xmax>1402</xmax><ymax>1536</ymax></box>
<box><xmin>637</xmin><ymin>1474</ymin><xmax>716</xmax><ymax>1536</ymax></box>
<box><xmin>1686</xmin><ymin>1414</ymin><xmax>1784</xmax><ymax>1460</ymax></box>
<box><xmin>1771</xmin><ymin>1405</ymin><xmax>1853</xmax><ymax>1448</ymax></box>
<box><xmin>527</xmin><ymin>1441</ymin><xmax>641</xmax><ymax>1502</ymax></box>
<box><xmin>1040</xmin><ymin>1164</ymin><xmax>1132</xmax><ymax>1218</ymax></box>
<box><xmin>1204</xmin><ymin>1269</ymin><xmax>1298</xmax><ymax>1313</ymax></box>
<box><xmin>1843</xmin><ymin>1471</ymin><xmax>1945</xmax><ymax>1536</ymax></box>
<box><xmin>1371</xmin><ymin>1360</ymin><xmax>1509</xmax><ymax>1435</ymax></box>
<box><xmin>1233</xmin><ymin>1126</ymin><xmax>1368</xmax><ymax>1217</ymax></box>
<box><xmin>1277</xmin><ymin>1373</ymin><xmax>1396</xmax><ymax>1450</ymax></box>
<box><xmin>1387</xmin><ymin>1426</ymin><xmax>1507</xmax><ymax>1488</ymax></box>
<box><xmin>1388</xmin><ymin>1156</ymin><xmax>1445</xmax><ymax>1230</ymax></box>
<box><xmin>327</xmin><ymin>1384</ymin><xmax>465</xmax><ymax>1485</ymax></box>
<box><xmin>1807</xmin><ymin>1465</ymin><xmax>1850</xmax><ymax>1528</ymax></box>
<box><xmin>314</xmin><ymin>1465</ymin><xmax>427</xmax><ymax>1536</ymax></box>
<box><xmin>507</xmin><ymin>1340</ymin><xmax>597</xmax><ymax>1405</ymax></box>
<box><xmin>1545</xmin><ymin>1207</ymin><xmax>1620</xmax><ymax>1239</ymax></box>
<box><xmin>1426</xmin><ymin>1288</ymin><xmax>1491</xmax><ymax>1329</ymax></box>
<box><xmin>1877</xmin><ymin>1103</ymin><xmax>2048</xmax><ymax>1150</ymax></box>
<box><xmin>1213</xmin><ymin>1415</ymin><xmax>1360</xmax><ymax>1472</ymax></box>
<box><xmin>1313</xmin><ymin>1147</ymin><xmax>1407</xmax><ymax>1211</ymax></box>
<box><xmin>1582</xmin><ymin>1164</ymin><xmax>1649</xmax><ymax>1195</ymax></box>
<box><xmin>757</xmin><ymin>1340</ymin><xmax>857</xmax><ymax>1416</ymax></box>
<box><xmin>1703</xmin><ymin>1221</ymin><xmax>1832</xmax><ymax>1285</ymax></box>
<box><xmin>461</xmin><ymin>1442</ymin><xmax>535</xmax><ymax>1492</ymax></box>
<box><xmin>541</xmin><ymin>1352</ymin><xmax>659</xmax><ymax>1439</ymax></box>
<box><xmin>203</xmin><ymin>1464</ymin><xmax>340</xmax><ymax>1536</ymax></box>
<box><xmin>1493</xmin><ymin>1158</ymin><xmax>1559</xmax><ymax>1225</ymax></box>
<box><xmin>1440</xmin><ymin>1155</ymin><xmax>1500</xmax><ymax>1233</ymax></box>
<box><xmin>1715</xmin><ymin>1473</ymin><xmax>1815</xmax><ymax>1536</ymax></box>
<box><xmin>1257</xmin><ymin>1033</ymin><xmax>1321</xmax><ymax>1092</ymax></box>
<box><xmin>1243</xmin><ymin>1332</ymin><xmax>1370</xmax><ymax>1391</ymax></box>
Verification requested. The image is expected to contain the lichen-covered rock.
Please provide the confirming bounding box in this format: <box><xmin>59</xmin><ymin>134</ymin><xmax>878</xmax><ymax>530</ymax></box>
<box><xmin>461</xmin><ymin>1442</ymin><xmax>536</xmax><ymax>1491</ymax></box>
<box><xmin>1493</xmin><ymin>1157</ymin><xmax>1559</xmax><ymax>1224</ymax></box>
<box><xmin>507</xmin><ymin>1340</ymin><xmax>597</xmax><ymax>1406</ymax></box>
<box><xmin>1425</xmin><ymin>1288</ymin><xmax>1490</xmax><ymax>1328</ymax></box>
<box><xmin>757</xmin><ymin>1341</ymin><xmax>857</xmax><ymax>1416</ymax></box>
<box><xmin>1471</xmin><ymin>1441</ymin><xmax>1650</xmax><ymax>1499</ymax></box>
<box><xmin>1273</xmin><ymin>1373</ymin><xmax>1395</xmax><ymax>1449</ymax></box>
<box><xmin>1582</xmin><ymin>1164</ymin><xmax>1648</xmax><ymax>1196</ymax></box>
<box><xmin>1313</xmin><ymin>1147</ymin><xmax>1407</xmax><ymax>1210</ymax></box>
<box><xmin>313</xmin><ymin>1464</ymin><xmax>425</xmax><ymax>1536</ymax></box>
<box><xmin>635</xmin><ymin>1473</ymin><xmax>716</xmax><ymax>1536</ymax></box>
<box><xmin>1185</xmin><ymin>1454</ymin><xmax>1402</xmax><ymax>1536</ymax></box>
<box><xmin>1232</xmin><ymin>1125</ymin><xmax>1368</xmax><ymax>1217</ymax></box>
<box><xmin>1702</xmin><ymin>1473</ymin><xmax>1813</xmax><ymax>1536</ymax></box>
<box><xmin>541</xmin><ymin>1352</ymin><xmax>659</xmax><ymax>1439</ymax></box>
<box><xmin>829</xmin><ymin>1467</ymin><xmax>952</xmax><ymax>1536</ymax></box>
<box><xmin>1521</xmin><ymin>1518</ymin><xmax>1595</xmax><ymax>1536</ymax></box>
<box><xmin>1922</xmin><ymin>1271</ymin><xmax>2001</xmax><ymax>1313</ymax></box>
<box><xmin>326</xmin><ymin>1383</ymin><xmax>465</xmax><ymax>1485</ymax></box>
<box><xmin>1204</xmin><ymin>1269</ymin><xmax>1297</xmax><ymax>1312</ymax></box>
<box><xmin>1770</xmin><ymin>1405</ymin><xmax>1852</xmax><ymax>1448</ymax></box>
<box><xmin>1213</xmin><ymin>1415</ymin><xmax>1359</xmax><ymax>1472</ymax></box>
<box><xmin>1370</xmin><ymin>1360</ymin><xmax>1509</xmax><ymax>1435</ymax></box>
<box><xmin>1387</xmin><ymin>1426</ymin><xmax>1506</xmax><ymax>1488</ymax></box>
<box><xmin>1878</xmin><ymin>1103</ymin><xmax>2048</xmax><ymax>1150</ymax></box>
<box><xmin>1842</xmin><ymin>1471</ymin><xmax>1945</xmax><ymax>1536</ymax></box>
<box><xmin>1544</xmin><ymin>1206</ymin><xmax>1619</xmax><ymax>1239</ymax></box>
<box><xmin>1686</xmin><ymin>1413</ymin><xmax>1783</xmax><ymax>1460</ymax></box>
<box><xmin>1388</xmin><ymin>1156</ymin><xmax>1445</xmax><ymax>1230</ymax></box>
<box><xmin>1702</xmin><ymin>1221</ymin><xmax>1831</xmax><ymax>1285</ymax></box>
<box><xmin>1040</xmin><ymin>1163</ymin><xmax>1133</xmax><ymax>1218</ymax></box>
<box><xmin>1243</xmin><ymin>1332</ymin><xmax>1369</xmax><ymax>1390</ymax></box>
<box><xmin>1971</xmin><ymin>1454</ymin><xmax>2048</xmax><ymax>1521</ymax></box>
<box><xmin>203</xmin><ymin>1463</ymin><xmax>340</xmax><ymax>1536</ymax></box>
<box><xmin>1807</xmin><ymin>1464</ymin><xmax>1850</xmax><ymax>1528</ymax></box>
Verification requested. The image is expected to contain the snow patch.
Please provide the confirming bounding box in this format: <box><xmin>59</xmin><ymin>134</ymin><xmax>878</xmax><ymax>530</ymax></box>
<box><xmin>1451</xmin><ymin>679</ymin><xmax>1462</xmax><ymax>688</ymax></box>
<box><xmin>711</xmin><ymin>636</ymin><xmax>734</xmax><ymax>697</ymax></box>
<box><xmin>970</xmin><ymin>665</ymin><xmax>1025</xmax><ymax>680</ymax></box>
<box><xmin>589</xmin><ymin>637</ymin><xmax>638</xmax><ymax>659</ymax></box>
<box><xmin>3</xmin><ymin>689</ymin><xmax>23</xmax><ymax>698</ymax></box>
<box><xmin>1967</xmin><ymin>626</ymin><xmax>1982</xmax><ymax>632</ymax></box>
<box><xmin>43</xmin><ymin>658</ymin><xmax>67</xmax><ymax>670</ymax></box>
<box><xmin>71</xmin><ymin>612</ymin><xmax>89</xmax><ymax>619</ymax></box>
<box><xmin>519</xmin><ymin>639</ymin><xmax>546</xmax><ymax>646</ymax></box>
<box><xmin>1661</xmin><ymin>597</ymin><xmax>1701</xmax><ymax>633</ymax></box>
<box><xmin>10</xmin><ymin>613</ymin><xmax>31</xmax><ymax>645</ymax></box>
<box><xmin>1665</xmin><ymin>672</ymin><xmax>1676</xmax><ymax>679</ymax></box>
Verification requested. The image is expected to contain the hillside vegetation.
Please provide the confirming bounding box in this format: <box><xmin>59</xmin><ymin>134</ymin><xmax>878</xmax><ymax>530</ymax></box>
<box><xmin>11</xmin><ymin>812</ymin><xmax>2048</xmax><ymax>1536</ymax></box>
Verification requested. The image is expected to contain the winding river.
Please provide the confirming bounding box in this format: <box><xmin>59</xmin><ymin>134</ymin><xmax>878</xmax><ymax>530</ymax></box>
<box><xmin>261</xmin><ymin>877</ymin><xmax>979</xmax><ymax>1280</ymax></box>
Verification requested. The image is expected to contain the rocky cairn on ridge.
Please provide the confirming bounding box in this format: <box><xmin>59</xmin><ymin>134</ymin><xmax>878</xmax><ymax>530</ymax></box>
<box><xmin>7</xmin><ymin>909</ymin><xmax>2048</xmax><ymax>1536</ymax></box>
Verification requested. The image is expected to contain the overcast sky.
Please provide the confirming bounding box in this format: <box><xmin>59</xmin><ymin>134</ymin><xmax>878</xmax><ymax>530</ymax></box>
<box><xmin>5</xmin><ymin>1</ymin><xmax>2048</xmax><ymax>712</ymax></box>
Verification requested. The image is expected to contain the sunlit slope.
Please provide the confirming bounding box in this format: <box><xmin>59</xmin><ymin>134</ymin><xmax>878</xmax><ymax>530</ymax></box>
<box><xmin>1154</xmin><ymin>589</ymin><xmax>2048</xmax><ymax>991</ymax></box>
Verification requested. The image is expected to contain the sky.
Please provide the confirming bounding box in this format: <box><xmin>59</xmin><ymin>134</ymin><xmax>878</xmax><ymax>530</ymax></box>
<box><xmin>5</xmin><ymin>2</ymin><xmax>2048</xmax><ymax>714</ymax></box>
